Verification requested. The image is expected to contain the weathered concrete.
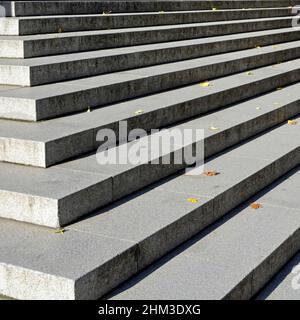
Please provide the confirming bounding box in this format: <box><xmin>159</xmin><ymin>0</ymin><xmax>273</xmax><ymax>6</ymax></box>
<box><xmin>109</xmin><ymin>167</ymin><xmax>300</xmax><ymax>300</ymax></box>
<box><xmin>0</xmin><ymin>16</ymin><xmax>296</xmax><ymax>58</ymax></box>
<box><xmin>0</xmin><ymin>87</ymin><xmax>299</xmax><ymax>227</ymax></box>
<box><xmin>0</xmin><ymin>119</ymin><xmax>299</xmax><ymax>299</ymax></box>
<box><xmin>2</xmin><ymin>27</ymin><xmax>300</xmax><ymax>86</ymax></box>
<box><xmin>0</xmin><ymin>42</ymin><xmax>300</xmax><ymax>122</ymax></box>
<box><xmin>0</xmin><ymin>8</ymin><xmax>294</xmax><ymax>36</ymax></box>
<box><xmin>5</xmin><ymin>1</ymin><xmax>300</xmax><ymax>16</ymax></box>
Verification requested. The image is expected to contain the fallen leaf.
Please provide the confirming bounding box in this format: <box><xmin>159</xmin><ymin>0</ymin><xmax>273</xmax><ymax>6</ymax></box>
<box><xmin>288</xmin><ymin>119</ymin><xmax>297</xmax><ymax>125</ymax></box>
<box><xmin>203</xmin><ymin>170</ymin><xmax>219</xmax><ymax>176</ymax></box>
<box><xmin>255</xmin><ymin>45</ymin><xmax>261</xmax><ymax>49</ymax></box>
<box><xmin>199</xmin><ymin>81</ymin><xmax>212</xmax><ymax>87</ymax></box>
<box><xmin>87</xmin><ymin>106</ymin><xmax>91</xmax><ymax>113</ymax></box>
<box><xmin>135</xmin><ymin>109</ymin><xmax>144</xmax><ymax>115</ymax></box>
<box><xmin>55</xmin><ymin>228</ymin><xmax>66</xmax><ymax>235</ymax></box>
<box><xmin>57</xmin><ymin>27</ymin><xmax>63</xmax><ymax>33</ymax></box>
<box><xmin>158</xmin><ymin>11</ymin><xmax>165</xmax><ymax>14</ymax></box>
<box><xmin>250</xmin><ymin>203</ymin><xmax>263</xmax><ymax>209</ymax></box>
<box><xmin>102</xmin><ymin>10</ymin><xmax>112</xmax><ymax>15</ymax></box>
<box><xmin>212</xmin><ymin>7</ymin><xmax>218</xmax><ymax>11</ymax></box>
<box><xmin>187</xmin><ymin>197</ymin><xmax>199</xmax><ymax>203</ymax></box>
<box><xmin>246</xmin><ymin>71</ymin><xmax>254</xmax><ymax>76</ymax></box>
<box><xmin>276</xmin><ymin>87</ymin><xmax>283</xmax><ymax>91</ymax></box>
<box><xmin>209</xmin><ymin>124</ymin><xmax>219</xmax><ymax>131</ymax></box>
<box><xmin>256</xmin><ymin>107</ymin><xmax>261</xmax><ymax>110</ymax></box>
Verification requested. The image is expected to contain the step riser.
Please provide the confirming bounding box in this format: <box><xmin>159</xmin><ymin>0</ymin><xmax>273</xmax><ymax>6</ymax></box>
<box><xmin>1</xmin><ymin>9</ymin><xmax>293</xmax><ymax>36</ymax></box>
<box><xmin>1</xmin><ymin>17</ymin><xmax>294</xmax><ymax>59</ymax></box>
<box><xmin>1</xmin><ymin>66</ymin><xmax>299</xmax><ymax>168</ymax></box>
<box><xmin>3</xmin><ymin>30</ymin><xmax>300</xmax><ymax>86</ymax></box>
<box><xmin>1</xmin><ymin>45</ymin><xmax>299</xmax><ymax>123</ymax></box>
<box><xmin>224</xmin><ymin>228</ymin><xmax>300</xmax><ymax>299</ymax></box>
<box><xmin>1</xmin><ymin>104</ymin><xmax>298</xmax><ymax>228</ymax></box>
<box><xmin>5</xmin><ymin>1</ymin><xmax>300</xmax><ymax>16</ymax></box>
<box><xmin>2</xmin><ymin>145</ymin><xmax>298</xmax><ymax>300</ymax></box>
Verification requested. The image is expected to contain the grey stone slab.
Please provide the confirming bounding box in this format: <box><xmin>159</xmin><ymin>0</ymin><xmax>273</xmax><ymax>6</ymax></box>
<box><xmin>0</xmin><ymin>218</ymin><xmax>137</xmax><ymax>300</ymax></box>
<box><xmin>109</xmin><ymin>171</ymin><xmax>300</xmax><ymax>300</ymax></box>
<box><xmin>0</xmin><ymin>8</ymin><xmax>293</xmax><ymax>36</ymax></box>
<box><xmin>8</xmin><ymin>1</ymin><xmax>300</xmax><ymax>17</ymax></box>
<box><xmin>0</xmin><ymin>162</ymin><xmax>112</xmax><ymax>227</ymax></box>
<box><xmin>0</xmin><ymin>116</ymin><xmax>299</xmax><ymax>299</ymax></box>
<box><xmin>1</xmin><ymin>42</ymin><xmax>300</xmax><ymax>122</ymax></box>
<box><xmin>257</xmin><ymin>250</ymin><xmax>300</xmax><ymax>300</ymax></box>
<box><xmin>0</xmin><ymin>16</ymin><xmax>295</xmax><ymax>58</ymax></box>
<box><xmin>1</xmin><ymin>69</ymin><xmax>299</xmax><ymax>168</ymax></box>
<box><xmin>3</xmin><ymin>27</ymin><xmax>300</xmax><ymax>86</ymax></box>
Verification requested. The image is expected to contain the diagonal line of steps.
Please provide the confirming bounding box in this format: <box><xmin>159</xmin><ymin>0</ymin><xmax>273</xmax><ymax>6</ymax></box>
<box><xmin>108</xmin><ymin>166</ymin><xmax>300</xmax><ymax>300</ymax></box>
<box><xmin>0</xmin><ymin>8</ymin><xmax>294</xmax><ymax>36</ymax></box>
<box><xmin>4</xmin><ymin>1</ymin><xmax>300</xmax><ymax>17</ymax></box>
<box><xmin>0</xmin><ymin>16</ymin><xmax>297</xmax><ymax>58</ymax></box>
<box><xmin>0</xmin><ymin>58</ymin><xmax>299</xmax><ymax>168</ymax></box>
<box><xmin>0</xmin><ymin>83</ymin><xmax>299</xmax><ymax>228</ymax></box>
<box><xmin>1</xmin><ymin>28</ymin><xmax>300</xmax><ymax>86</ymax></box>
<box><xmin>0</xmin><ymin>117</ymin><xmax>299</xmax><ymax>299</ymax></box>
<box><xmin>0</xmin><ymin>42</ymin><xmax>300</xmax><ymax>123</ymax></box>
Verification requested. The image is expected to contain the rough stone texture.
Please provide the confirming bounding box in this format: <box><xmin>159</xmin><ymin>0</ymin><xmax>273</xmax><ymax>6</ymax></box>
<box><xmin>0</xmin><ymin>119</ymin><xmax>299</xmax><ymax>300</ymax></box>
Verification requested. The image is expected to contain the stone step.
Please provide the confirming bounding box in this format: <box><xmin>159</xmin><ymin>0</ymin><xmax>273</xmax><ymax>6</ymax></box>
<box><xmin>0</xmin><ymin>8</ymin><xmax>294</xmax><ymax>36</ymax></box>
<box><xmin>108</xmin><ymin>166</ymin><xmax>300</xmax><ymax>300</ymax></box>
<box><xmin>0</xmin><ymin>16</ymin><xmax>295</xmax><ymax>58</ymax></box>
<box><xmin>256</xmin><ymin>249</ymin><xmax>300</xmax><ymax>300</ymax></box>
<box><xmin>1</xmin><ymin>41</ymin><xmax>300</xmax><ymax>124</ymax></box>
<box><xmin>1</xmin><ymin>27</ymin><xmax>300</xmax><ymax>86</ymax></box>
<box><xmin>4</xmin><ymin>1</ymin><xmax>299</xmax><ymax>17</ymax></box>
<box><xmin>0</xmin><ymin>118</ymin><xmax>298</xmax><ymax>300</ymax></box>
<box><xmin>0</xmin><ymin>85</ymin><xmax>299</xmax><ymax>228</ymax></box>
<box><xmin>1</xmin><ymin>59</ymin><xmax>300</xmax><ymax>168</ymax></box>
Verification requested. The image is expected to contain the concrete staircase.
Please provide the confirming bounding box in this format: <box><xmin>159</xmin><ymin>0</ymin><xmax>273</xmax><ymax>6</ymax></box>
<box><xmin>0</xmin><ymin>0</ymin><xmax>299</xmax><ymax>300</ymax></box>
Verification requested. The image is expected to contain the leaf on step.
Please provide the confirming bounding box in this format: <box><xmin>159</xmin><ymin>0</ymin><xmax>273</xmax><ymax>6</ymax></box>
<box><xmin>256</xmin><ymin>107</ymin><xmax>261</xmax><ymax>110</ymax></box>
<box><xmin>212</xmin><ymin>7</ymin><xmax>218</xmax><ymax>11</ymax></box>
<box><xmin>255</xmin><ymin>45</ymin><xmax>261</xmax><ymax>49</ymax></box>
<box><xmin>250</xmin><ymin>203</ymin><xmax>263</xmax><ymax>210</ymax></box>
<box><xmin>276</xmin><ymin>87</ymin><xmax>283</xmax><ymax>91</ymax></box>
<box><xmin>187</xmin><ymin>197</ymin><xmax>199</xmax><ymax>203</ymax></box>
<box><xmin>246</xmin><ymin>71</ymin><xmax>254</xmax><ymax>76</ymax></box>
<box><xmin>55</xmin><ymin>228</ymin><xmax>66</xmax><ymax>235</ymax></box>
<box><xmin>209</xmin><ymin>124</ymin><xmax>219</xmax><ymax>131</ymax></box>
<box><xmin>57</xmin><ymin>27</ymin><xmax>63</xmax><ymax>33</ymax></box>
<box><xmin>288</xmin><ymin>119</ymin><xmax>298</xmax><ymax>125</ymax></box>
<box><xmin>135</xmin><ymin>109</ymin><xmax>144</xmax><ymax>115</ymax></box>
<box><xmin>87</xmin><ymin>106</ymin><xmax>91</xmax><ymax>113</ymax></box>
<box><xmin>158</xmin><ymin>11</ymin><xmax>165</xmax><ymax>14</ymax></box>
<box><xmin>199</xmin><ymin>81</ymin><xmax>212</xmax><ymax>87</ymax></box>
<box><xmin>203</xmin><ymin>170</ymin><xmax>219</xmax><ymax>176</ymax></box>
<box><xmin>102</xmin><ymin>10</ymin><xmax>112</xmax><ymax>15</ymax></box>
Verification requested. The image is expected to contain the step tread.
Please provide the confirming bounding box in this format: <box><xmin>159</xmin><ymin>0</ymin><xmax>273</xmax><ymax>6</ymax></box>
<box><xmin>0</xmin><ymin>87</ymin><xmax>299</xmax><ymax>227</ymax></box>
<box><xmin>0</xmin><ymin>15</ymin><xmax>293</xmax><ymax>41</ymax></box>
<box><xmin>108</xmin><ymin>166</ymin><xmax>300</xmax><ymax>300</ymax></box>
<box><xmin>0</xmin><ymin>59</ymin><xmax>298</xmax><ymax>142</ymax></box>
<box><xmin>0</xmin><ymin>27</ymin><xmax>297</xmax><ymax>67</ymax></box>
<box><xmin>0</xmin><ymin>118</ymin><xmax>298</xmax><ymax>300</ymax></box>
<box><xmin>0</xmin><ymin>41</ymin><xmax>299</xmax><ymax>122</ymax></box>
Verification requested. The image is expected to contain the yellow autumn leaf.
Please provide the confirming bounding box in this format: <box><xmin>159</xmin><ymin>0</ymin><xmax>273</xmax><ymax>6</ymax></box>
<box><xmin>199</xmin><ymin>81</ymin><xmax>212</xmax><ymax>87</ymax></box>
<box><xmin>55</xmin><ymin>228</ymin><xmax>66</xmax><ymax>234</ymax></box>
<box><xmin>212</xmin><ymin>7</ymin><xmax>218</xmax><ymax>11</ymax></box>
<box><xmin>255</xmin><ymin>45</ymin><xmax>261</xmax><ymax>49</ymax></box>
<box><xmin>187</xmin><ymin>197</ymin><xmax>199</xmax><ymax>203</ymax></box>
<box><xmin>135</xmin><ymin>109</ymin><xmax>144</xmax><ymax>115</ymax></box>
<box><xmin>246</xmin><ymin>71</ymin><xmax>254</xmax><ymax>76</ymax></box>
<box><xmin>288</xmin><ymin>119</ymin><xmax>297</xmax><ymax>125</ymax></box>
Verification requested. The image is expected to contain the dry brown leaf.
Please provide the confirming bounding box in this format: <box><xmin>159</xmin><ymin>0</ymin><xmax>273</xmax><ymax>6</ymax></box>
<box><xmin>203</xmin><ymin>170</ymin><xmax>219</xmax><ymax>176</ymax></box>
<box><xmin>250</xmin><ymin>203</ymin><xmax>263</xmax><ymax>210</ymax></box>
<box><xmin>55</xmin><ymin>228</ymin><xmax>66</xmax><ymax>234</ymax></box>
